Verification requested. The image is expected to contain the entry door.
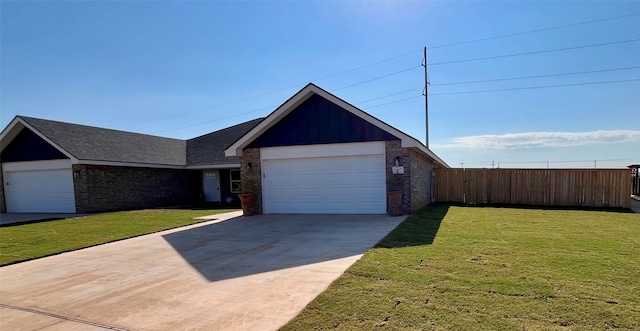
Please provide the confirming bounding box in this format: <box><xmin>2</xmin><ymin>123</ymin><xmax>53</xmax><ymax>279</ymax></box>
<box><xmin>203</xmin><ymin>170</ymin><xmax>221</xmax><ymax>202</ymax></box>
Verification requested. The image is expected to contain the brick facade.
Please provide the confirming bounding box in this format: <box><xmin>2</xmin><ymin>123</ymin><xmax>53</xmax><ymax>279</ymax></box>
<box><xmin>239</xmin><ymin>148</ymin><xmax>263</xmax><ymax>214</ymax></box>
<box><xmin>409</xmin><ymin>149</ymin><xmax>434</xmax><ymax>213</ymax></box>
<box><xmin>234</xmin><ymin>142</ymin><xmax>436</xmax><ymax>216</ymax></box>
<box><xmin>73</xmin><ymin>164</ymin><xmax>200</xmax><ymax>213</ymax></box>
<box><xmin>385</xmin><ymin>140</ymin><xmax>411</xmax><ymax>214</ymax></box>
<box><xmin>385</xmin><ymin>140</ymin><xmax>435</xmax><ymax>215</ymax></box>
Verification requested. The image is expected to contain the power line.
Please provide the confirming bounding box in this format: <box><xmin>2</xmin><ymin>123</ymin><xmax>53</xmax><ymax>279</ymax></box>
<box><xmin>126</xmin><ymin>14</ymin><xmax>639</xmax><ymax>132</ymax></box>
<box><xmin>431</xmin><ymin>66</ymin><xmax>640</xmax><ymax>86</ymax></box>
<box><xmin>332</xmin><ymin>66</ymin><xmax>420</xmax><ymax>91</ymax></box>
<box><xmin>430</xmin><ymin>78</ymin><xmax>640</xmax><ymax>96</ymax></box>
<box><xmin>500</xmin><ymin>158</ymin><xmax>640</xmax><ymax>164</ymax></box>
<box><xmin>457</xmin><ymin>158</ymin><xmax>640</xmax><ymax>168</ymax></box>
<box><xmin>429</xmin><ymin>39</ymin><xmax>640</xmax><ymax>66</ymax></box>
<box><xmin>429</xmin><ymin>13</ymin><xmax>640</xmax><ymax>49</ymax></box>
<box><xmin>150</xmin><ymin>104</ymin><xmax>278</xmax><ymax>134</ymax></box>
<box><xmin>355</xmin><ymin>87</ymin><xmax>421</xmax><ymax>104</ymax></box>
<box><xmin>158</xmin><ymin>37</ymin><xmax>638</xmax><ymax>129</ymax></box>
<box><xmin>367</xmin><ymin>95</ymin><xmax>423</xmax><ymax>109</ymax></box>
<box><xmin>153</xmin><ymin>75</ymin><xmax>640</xmax><ymax>134</ymax></box>
<box><xmin>363</xmin><ymin>78</ymin><xmax>640</xmax><ymax>108</ymax></box>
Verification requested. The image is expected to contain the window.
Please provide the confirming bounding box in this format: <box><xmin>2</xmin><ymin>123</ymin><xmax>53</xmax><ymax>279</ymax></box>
<box><xmin>204</xmin><ymin>172</ymin><xmax>216</xmax><ymax>180</ymax></box>
<box><xmin>230</xmin><ymin>169</ymin><xmax>242</xmax><ymax>193</ymax></box>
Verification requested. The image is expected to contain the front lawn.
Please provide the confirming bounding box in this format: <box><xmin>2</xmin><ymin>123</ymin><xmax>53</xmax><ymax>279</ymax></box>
<box><xmin>282</xmin><ymin>205</ymin><xmax>640</xmax><ymax>330</ymax></box>
<box><xmin>0</xmin><ymin>208</ymin><xmax>238</xmax><ymax>266</ymax></box>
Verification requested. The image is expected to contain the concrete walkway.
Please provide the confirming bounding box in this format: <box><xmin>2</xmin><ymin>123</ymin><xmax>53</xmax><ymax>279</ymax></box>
<box><xmin>0</xmin><ymin>211</ymin><xmax>405</xmax><ymax>331</ymax></box>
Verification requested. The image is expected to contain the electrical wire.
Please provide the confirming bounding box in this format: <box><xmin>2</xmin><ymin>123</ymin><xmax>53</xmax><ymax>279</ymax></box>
<box><xmin>150</xmin><ymin>104</ymin><xmax>278</xmax><ymax>134</ymax></box>
<box><xmin>355</xmin><ymin>87</ymin><xmax>421</xmax><ymax>104</ymax></box>
<box><xmin>429</xmin><ymin>39</ymin><xmax>640</xmax><ymax>66</ymax></box>
<box><xmin>126</xmin><ymin>13</ymin><xmax>639</xmax><ymax>132</ymax></box>
<box><xmin>431</xmin><ymin>66</ymin><xmax>640</xmax><ymax>86</ymax></box>
<box><xmin>331</xmin><ymin>66</ymin><xmax>420</xmax><ymax>91</ymax></box>
<box><xmin>429</xmin><ymin>78</ymin><xmax>640</xmax><ymax>96</ymax></box>
<box><xmin>428</xmin><ymin>13</ymin><xmax>640</xmax><ymax>49</ymax></box>
<box><xmin>153</xmin><ymin>76</ymin><xmax>640</xmax><ymax>133</ymax></box>
<box><xmin>458</xmin><ymin>158</ymin><xmax>640</xmax><ymax>168</ymax></box>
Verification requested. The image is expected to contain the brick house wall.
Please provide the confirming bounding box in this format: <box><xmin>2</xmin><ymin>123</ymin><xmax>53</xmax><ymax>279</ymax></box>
<box><xmin>240</xmin><ymin>141</ymin><xmax>435</xmax><ymax>216</ymax></box>
<box><xmin>73</xmin><ymin>164</ymin><xmax>200</xmax><ymax>213</ymax></box>
<box><xmin>385</xmin><ymin>140</ymin><xmax>411</xmax><ymax>215</ymax></box>
<box><xmin>239</xmin><ymin>148</ymin><xmax>263</xmax><ymax>214</ymax></box>
<box><xmin>385</xmin><ymin>140</ymin><xmax>435</xmax><ymax>215</ymax></box>
<box><xmin>409</xmin><ymin>149</ymin><xmax>434</xmax><ymax>213</ymax></box>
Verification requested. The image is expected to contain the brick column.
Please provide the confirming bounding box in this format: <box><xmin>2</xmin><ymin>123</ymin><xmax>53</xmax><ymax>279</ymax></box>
<box><xmin>240</xmin><ymin>148</ymin><xmax>263</xmax><ymax>214</ymax></box>
<box><xmin>385</xmin><ymin>140</ymin><xmax>411</xmax><ymax>215</ymax></box>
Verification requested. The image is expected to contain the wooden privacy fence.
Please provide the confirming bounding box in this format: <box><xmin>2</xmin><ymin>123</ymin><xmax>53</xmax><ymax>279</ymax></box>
<box><xmin>434</xmin><ymin>168</ymin><xmax>631</xmax><ymax>209</ymax></box>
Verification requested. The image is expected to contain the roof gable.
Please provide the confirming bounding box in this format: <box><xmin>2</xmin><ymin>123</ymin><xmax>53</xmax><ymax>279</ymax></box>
<box><xmin>246</xmin><ymin>94</ymin><xmax>398</xmax><ymax>148</ymax></box>
<box><xmin>0</xmin><ymin>116</ymin><xmax>264</xmax><ymax>168</ymax></box>
<box><xmin>2</xmin><ymin>116</ymin><xmax>187</xmax><ymax>166</ymax></box>
<box><xmin>1</xmin><ymin>127</ymin><xmax>68</xmax><ymax>162</ymax></box>
<box><xmin>224</xmin><ymin>83</ymin><xmax>449</xmax><ymax>168</ymax></box>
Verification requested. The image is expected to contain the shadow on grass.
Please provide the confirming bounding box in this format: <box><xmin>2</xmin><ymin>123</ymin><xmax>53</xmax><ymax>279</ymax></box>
<box><xmin>375</xmin><ymin>204</ymin><xmax>450</xmax><ymax>249</ymax></box>
<box><xmin>441</xmin><ymin>202</ymin><xmax>635</xmax><ymax>214</ymax></box>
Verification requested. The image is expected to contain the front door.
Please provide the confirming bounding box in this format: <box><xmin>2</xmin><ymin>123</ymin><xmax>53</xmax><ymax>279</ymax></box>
<box><xmin>203</xmin><ymin>170</ymin><xmax>221</xmax><ymax>202</ymax></box>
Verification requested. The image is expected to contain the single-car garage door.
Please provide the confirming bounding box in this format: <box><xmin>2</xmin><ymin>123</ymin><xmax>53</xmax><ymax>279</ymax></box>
<box><xmin>261</xmin><ymin>142</ymin><xmax>386</xmax><ymax>214</ymax></box>
<box><xmin>3</xmin><ymin>162</ymin><xmax>76</xmax><ymax>213</ymax></box>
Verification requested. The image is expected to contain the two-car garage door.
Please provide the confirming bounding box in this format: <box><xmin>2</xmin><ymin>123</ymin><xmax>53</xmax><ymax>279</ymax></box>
<box><xmin>261</xmin><ymin>142</ymin><xmax>386</xmax><ymax>214</ymax></box>
<box><xmin>3</xmin><ymin>160</ymin><xmax>76</xmax><ymax>213</ymax></box>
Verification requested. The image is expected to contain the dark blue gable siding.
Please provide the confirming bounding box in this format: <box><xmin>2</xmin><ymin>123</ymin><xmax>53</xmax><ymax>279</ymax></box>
<box><xmin>247</xmin><ymin>94</ymin><xmax>398</xmax><ymax>148</ymax></box>
<box><xmin>1</xmin><ymin>128</ymin><xmax>68</xmax><ymax>162</ymax></box>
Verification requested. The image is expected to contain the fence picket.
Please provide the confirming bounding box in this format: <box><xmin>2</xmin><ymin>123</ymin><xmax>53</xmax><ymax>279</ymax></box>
<box><xmin>434</xmin><ymin>168</ymin><xmax>631</xmax><ymax>208</ymax></box>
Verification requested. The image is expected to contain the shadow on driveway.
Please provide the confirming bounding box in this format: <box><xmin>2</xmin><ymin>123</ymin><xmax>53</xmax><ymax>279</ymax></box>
<box><xmin>162</xmin><ymin>214</ymin><xmax>404</xmax><ymax>282</ymax></box>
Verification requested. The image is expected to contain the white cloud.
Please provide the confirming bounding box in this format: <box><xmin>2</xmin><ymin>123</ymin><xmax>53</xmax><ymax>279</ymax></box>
<box><xmin>436</xmin><ymin>130</ymin><xmax>640</xmax><ymax>150</ymax></box>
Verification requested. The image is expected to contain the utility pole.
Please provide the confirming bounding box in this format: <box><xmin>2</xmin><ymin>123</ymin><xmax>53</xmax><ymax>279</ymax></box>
<box><xmin>422</xmin><ymin>46</ymin><xmax>430</xmax><ymax>148</ymax></box>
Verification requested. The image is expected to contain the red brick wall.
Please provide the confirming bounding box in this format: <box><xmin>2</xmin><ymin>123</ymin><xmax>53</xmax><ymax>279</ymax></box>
<box><xmin>409</xmin><ymin>149</ymin><xmax>434</xmax><ymax>213</ymax></box>
<box><xmin>385</xmin><ymin>140</ymin><xmax>411</xmax><ymax>214</ymax></box>
<box><xmin>73</xmin><ymin>165</ymin><xmax>200</xmax><ymax>213</ymax></box>
<box><xmin>239</xmin><ymin>148</ymin><xmax>263</xmax><ymax>214</ymax></box>
<box><xmin>385</xmin><ymin>141</ymin><xmax>435</xmax><ymax>215</ymax></box>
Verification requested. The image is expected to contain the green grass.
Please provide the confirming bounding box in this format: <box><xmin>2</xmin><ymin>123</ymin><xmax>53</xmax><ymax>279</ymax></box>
<box><xmin>0</xmin><ymin>208</ymin><xmax>238</xmax><ymax>266</ymax></box>
<box><xmin>282</xmin><ymin>205</ymin><xmax>640</xmax><ymax>331</ymax></box>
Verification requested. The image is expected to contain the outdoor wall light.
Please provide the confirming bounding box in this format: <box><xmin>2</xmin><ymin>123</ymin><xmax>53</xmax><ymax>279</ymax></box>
<box><xmin>73</xmin><ymin>170</ymin><xmax>81</xmax><ymax>179</ymax></box>
<box><xmin>246</xmin><ymin>162</ymin><xmax>252</xmax><ymax>171</ymax></box>
<box><xmin>395</xmin><ymin>157</ymin><xmax>401</xmax><ymax>166</ymax></box>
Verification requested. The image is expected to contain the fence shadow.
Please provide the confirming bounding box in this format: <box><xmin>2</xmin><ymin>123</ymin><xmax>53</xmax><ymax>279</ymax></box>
<box><xmin>444</xmin><ymin>202</ymin><xmax>635</xmax><ymax>214</ymax></box>
<box><xmin>375</xmin><ymin>204</ymin><xmax>450</xmax><ymax>249</ymax></box>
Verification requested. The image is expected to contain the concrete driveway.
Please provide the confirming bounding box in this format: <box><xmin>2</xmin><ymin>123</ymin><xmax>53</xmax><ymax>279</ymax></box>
<box><xmin>0</xmin><ymin>212</ymin><xmax>404</xmax><ymax>331</ymax></box>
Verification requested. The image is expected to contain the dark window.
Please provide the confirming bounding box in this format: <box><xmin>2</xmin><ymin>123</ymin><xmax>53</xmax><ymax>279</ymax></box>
<box><xmin>230</xmin><ymin>169</ymin><xmax>241</xmax><ymax>193</ymax></box>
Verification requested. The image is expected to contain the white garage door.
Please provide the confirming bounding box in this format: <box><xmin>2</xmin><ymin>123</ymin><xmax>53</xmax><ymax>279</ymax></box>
<box><xmin>4</xmin><ymin>163</ymin><xmax>76</xmax><ymax>213</ymax></box>
<box><xmin>262</xmin><ymin>142</ymin><xmax>386</xmax><ymax>214</ymax></box>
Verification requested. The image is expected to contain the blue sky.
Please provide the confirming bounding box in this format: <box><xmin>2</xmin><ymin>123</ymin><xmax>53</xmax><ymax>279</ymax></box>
<box><xmin>1</xmin><ymin>1</ymin><xmax>638</xmax><ymax>168</ymax></box>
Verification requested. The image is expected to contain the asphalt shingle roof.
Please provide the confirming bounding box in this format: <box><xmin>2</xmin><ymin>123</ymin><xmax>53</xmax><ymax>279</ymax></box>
<box><xmin>187</xmin><ymin>118</ymin><xmax>263</xmax><ymax>165</ymax></box>
<box><xmin>17</xmin><ymin>116</ymin><xmax>260</xmax><ymax>167</ymax></box>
